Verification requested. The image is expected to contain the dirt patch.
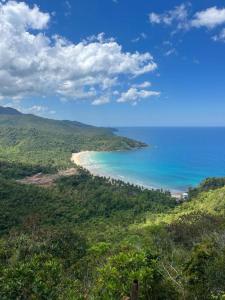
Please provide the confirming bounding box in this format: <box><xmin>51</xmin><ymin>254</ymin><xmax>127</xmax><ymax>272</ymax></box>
<box><xmin>17</xmin><ymin>168</ymin><xmax>78</xmax><ymax>187</ymax></box>
<box><xmin>58</xmin><ymin>168</ymin><xmax>78</xmax><ymax>177</ymax></box>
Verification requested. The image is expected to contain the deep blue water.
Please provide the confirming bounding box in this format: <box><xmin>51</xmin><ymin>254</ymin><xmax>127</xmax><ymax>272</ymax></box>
<box><xmin>93</xmin><ymin>127</ymin><xmax>225</xmax><ymax>192</ymax></box>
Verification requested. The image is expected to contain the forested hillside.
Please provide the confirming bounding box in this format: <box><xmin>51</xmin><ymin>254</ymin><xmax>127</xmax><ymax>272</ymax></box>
<box><xmin>0</xmin><ymin>106</ymin><xmax>146</xmax><ymax>168</ymax></box>
<box><xmin>0</xmin><ymin>108</ymin><xmax>225</xmax><ymax>299</ymax></box>
<box><xmin>0</xmin><ymin>163</ymin><xmax>225</xmax><ymax>299</ymax></box>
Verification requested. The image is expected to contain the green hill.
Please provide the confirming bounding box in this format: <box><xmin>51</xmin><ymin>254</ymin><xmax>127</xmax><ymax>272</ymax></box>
<box><xmin>0</xmin><ymin>165</ymin><xmax>225</xmax><ymax>299</ymax></box>
<box><xmin>0</xmin><ymin>106</ymin><xmax>146</xmax><ymax>168</ymax></box>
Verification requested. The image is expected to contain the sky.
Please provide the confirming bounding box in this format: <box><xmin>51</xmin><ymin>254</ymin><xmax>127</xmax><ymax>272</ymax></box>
<box><xmin>0</xmin><ymin>0</ymin><xmax>225</xmax><ymax>126</ymax></box>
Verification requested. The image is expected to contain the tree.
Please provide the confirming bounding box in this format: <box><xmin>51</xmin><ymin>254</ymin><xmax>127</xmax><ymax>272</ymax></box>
<box><xmin>93</xmin><ymin>249</ymin><xmax>177</xmax><ymax>300</ymax></box>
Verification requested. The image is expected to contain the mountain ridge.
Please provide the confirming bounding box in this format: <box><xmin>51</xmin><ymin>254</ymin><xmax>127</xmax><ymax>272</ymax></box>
<box><xmin>0</xmin><ymin>106</ymin><xmax>22</xmax><ymax>115</ymax></box>
<box><xmin>0</xmin><ymin>105</ymin><xmax>146</xmax><ymax>168</ymax></box>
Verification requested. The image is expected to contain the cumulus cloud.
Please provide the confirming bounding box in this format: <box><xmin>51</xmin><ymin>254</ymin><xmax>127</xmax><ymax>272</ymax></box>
<box><xmin>149</xmin><ymin>4</ymin><xmax>225</xmax><ymax>37</ymax></box>
<box><xmin>0</xmin><ymin>1</ymin><xmax>157</xmax><ymax>104</ymax></box>
<box><xmin>0</xmin><ymin>0</ymin><xmax>50</xmax><ymax>30</ymax></box>
<box><xmin>191</xmin><ymin>7</ymin><xmax>225</xmax><ymax>29</ymax></box>
<box><xmin>117</xmin><ymin>88</ymin><xmax>160</xmax><ymax>105</ymax></box>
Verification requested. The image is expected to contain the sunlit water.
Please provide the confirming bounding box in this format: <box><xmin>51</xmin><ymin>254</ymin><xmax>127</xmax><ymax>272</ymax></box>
<box><xmin>90</xmin><ymin>127</ymin><xmax>225</xmax><ymax>192</ymax></box>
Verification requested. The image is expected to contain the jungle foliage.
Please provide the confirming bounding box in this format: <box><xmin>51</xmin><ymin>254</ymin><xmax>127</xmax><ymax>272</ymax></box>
<box><xmin>1</xmin><ymin>162</ymin><xmax>225</xmax><ymax>299</ymax></box>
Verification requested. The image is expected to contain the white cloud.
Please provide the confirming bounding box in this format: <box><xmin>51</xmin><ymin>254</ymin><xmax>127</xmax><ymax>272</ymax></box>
<box><xmin>113</xmin><ymin>90</ymin><xmax>119</xmax><ymax>96</ymax></box>
<box><xmin>26</xmin><ymin>105</ymin><xmax>56</xmax><ymax>115</ymax></box>
<box><xmin>149</xmin><ymin>4</ymin><xmax>225</xmax><ymax>38</ymax></box>
<box><xmin>164</xmin><ymin>48</ymin><xmax>176</xmax><ymax>56</ymax></box>
<box><xmin>149</xmin><ymin>4</ymin><xmax>189</xmax><ymax>29</ymax></box>
<box><xmin>132</xmin><ymin>32</ymin><xmax>147</xmax><ymax>43</ymax></box>
<box><xmin>117</xmin><ymin>88</ymin><xmax>160</xmax><ymax>105</ymax></box>
<box><xmin>191</xmin><ymin>7</ymin><xmax>225</xmax><ymax>29</ymax></box>
<box><xmin>213</xmin><ymin>28</ymin><xmax>225</xmax><ymax>42</ymax></box>
<box><xmin>92</xmin><ymin>96</ymin><xmax>110</xmax><ymax>106</ymax></box>
<box><xmin>161</xmin><ymin>40</ymin><xmax>177</xmax><ymax>57</ymax></box>
<box><xmin>149</xmin><ymin>12</ymin><xmax>161</xmax><ymax>24</ymax></box>
<box><xmin>64</xmin><ymin>0</ymin><xmax>72</xmax><ymax>17</ymax></box>
<box><xmin>2</xmin><ymin>102</ymin><xmax>56</xmax><ymax>116</ymax></box>
<box><xmin>132</xmin><ymin>81</ymin><xmax>151</xmax><ymax>88</ymax></box>
<box><xmin>141</xmin><ymin>32</ymin><xmax>147</xmax><ymax>39</ymax></box>
<box><xmin>0</xmin><ymin>0</ymin><xmax>50</xmax><ymax>30</ymax></box>
<box><xmin>0</xmin><ymin>1</ymin><xmax>157</xmax><ymax>105</ymax></box>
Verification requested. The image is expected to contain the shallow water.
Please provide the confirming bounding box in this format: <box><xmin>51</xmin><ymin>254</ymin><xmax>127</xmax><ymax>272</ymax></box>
<box><xmin>91</xmin><ymin>127</ymin><xmax>225</xmax><ymax>192</ymax></box>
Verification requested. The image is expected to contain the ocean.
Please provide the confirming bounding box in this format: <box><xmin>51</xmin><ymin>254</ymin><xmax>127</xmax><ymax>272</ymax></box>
<box><xmin>90</xmin><ymin>127</ymin><xmax>225</xmax><ymax>192</ymax></box>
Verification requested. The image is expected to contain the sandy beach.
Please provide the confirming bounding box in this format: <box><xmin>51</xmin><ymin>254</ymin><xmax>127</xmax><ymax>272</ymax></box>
<box><xmin>71</xmin><ymin>151</ymin><xmax>184</xmax><ymax>199</ymax></box>
<box><xmin>71</xmin><ymin>151</ymin><xmax>94</xmax><ymax>167</ymax></box>
<box><xmin>71</xmin><ymin>151</ymin><xmax>105</xmax><ymax>177</ymax></box>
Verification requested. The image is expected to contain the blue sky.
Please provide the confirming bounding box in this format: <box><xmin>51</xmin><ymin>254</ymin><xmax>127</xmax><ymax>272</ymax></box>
<box><xmin>0</xmin><ymin>0</ymin><xmax>225</xmax><ymax>126</ymax></box>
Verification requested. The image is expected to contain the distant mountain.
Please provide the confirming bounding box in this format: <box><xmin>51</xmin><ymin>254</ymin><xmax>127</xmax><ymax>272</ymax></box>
<box><xmin>0</xmin><ymin>106</ymin><xmax>22</xmax><ymax>115</ymax></box>
<box><xmin>0</xmin><ymin>106</ymin><xmax>146</xmax><ymax>168</ymax></box>
<box><xmin>0</xmin><ymin>105</ymin><xmax>104</xmax><ymax>131</ymax></box>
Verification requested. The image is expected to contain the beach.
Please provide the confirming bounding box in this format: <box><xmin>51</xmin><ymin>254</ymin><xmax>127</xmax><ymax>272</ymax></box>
<box><xmin>71</xmin><ymin>151</ymin><xmax>185</xmax><ymax>199</ymax></box>
<box><xmin>71</xmin><ymin>151</ymin><xmax>109</xmax><ymax>177</ymax></box>
<box><xmin>72</xmin><ymin>151</ymin><xmax>127</xmax><ymax>180</ymax></box>
<box><xmin>71</xmin><ymin>151</ymin><xmax>94</xmax><ymax>167</ymax></box>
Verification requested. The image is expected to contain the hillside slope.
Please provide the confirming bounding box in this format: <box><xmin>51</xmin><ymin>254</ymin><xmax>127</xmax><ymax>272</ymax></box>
<box><xmin>0</xmin><ymin>106</ymin><xmax>146</xmax><ymax>168</ymax></box>
<box><xmin>0</xmin><ymin>106</ymin><xmax>22</xmax><ymax>115</ymax></box>
<box><xmin>0</xmin><ymin>163</ymin><xmax>225</xmax><ymax>299</ymax></box>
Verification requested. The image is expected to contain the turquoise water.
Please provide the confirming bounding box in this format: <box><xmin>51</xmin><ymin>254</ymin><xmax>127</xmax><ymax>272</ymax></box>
<box><xmin>92</xmin><ymin>127</ymin><xmax>225</xmax><ymax>192</ymax></box>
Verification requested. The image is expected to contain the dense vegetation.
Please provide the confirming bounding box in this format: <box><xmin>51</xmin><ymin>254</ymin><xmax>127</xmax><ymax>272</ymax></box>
<box><xmin>0</xmin><ymin>108</ymin><xmax>225</xmax><ymax>299</ymax></box>
<box><xmin>188</xmin><ymin>176</ymin><xmax>225</xmax><ymax>198</ymax></box>
<box><xmin>0</xmin><ymin>106</ymin><xmax>146</xmax><ymax>169</ymax></box>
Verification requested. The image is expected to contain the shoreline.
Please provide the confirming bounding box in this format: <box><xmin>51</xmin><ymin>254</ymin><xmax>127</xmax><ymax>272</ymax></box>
<box><xmin>71</xmin><ymin>151</ymin><xmax>185</xmax><ymax>199</ymax></box>
<box><xmin>71</xmin><ymin>151</ymin><xmax>95</xmax><ymax>167</ymax></box>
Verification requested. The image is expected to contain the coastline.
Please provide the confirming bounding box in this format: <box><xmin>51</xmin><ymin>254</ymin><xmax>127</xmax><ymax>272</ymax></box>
<box><xmin>71</xmin><ymin>151</ymin><xmax>94</xmax><ymax>168</ymax></box>
<box><xmin>71</xmin><ymin>151</ymin><xmax>185</xmax><ymax>199</ymax></box>
<box><xmin>71</xmin><ymin>151</ymin><xmax>105</xmax><ymax>177</ymax></box>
